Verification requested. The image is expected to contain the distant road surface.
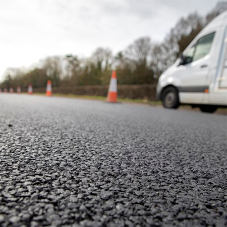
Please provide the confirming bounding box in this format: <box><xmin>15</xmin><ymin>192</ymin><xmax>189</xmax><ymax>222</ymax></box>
<box><xmin>0</xmin><ymin>94</ymin><xmax>226</xmax><ymax>226</ymax></box>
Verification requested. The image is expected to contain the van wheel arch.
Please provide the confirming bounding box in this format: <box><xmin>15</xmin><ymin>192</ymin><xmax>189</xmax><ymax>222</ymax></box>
<box><xmin>161</xmin><ymin>85</ymin><xmax>180</xmax><ymax>109</ymax></box>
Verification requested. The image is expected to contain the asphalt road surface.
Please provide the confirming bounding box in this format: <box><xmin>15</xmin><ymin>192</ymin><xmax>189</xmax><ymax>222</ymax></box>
<box><xmin>0</xmin><ymin>94</ymin><xmax>227</xmax><ymax>227</ymax></box>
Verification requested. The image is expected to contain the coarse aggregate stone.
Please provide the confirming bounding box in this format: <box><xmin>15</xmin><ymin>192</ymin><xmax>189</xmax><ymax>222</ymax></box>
<box><xmin>0</xmin><ymin>94</ymin><xmax>226</xmax><ymax>226</ymax></box>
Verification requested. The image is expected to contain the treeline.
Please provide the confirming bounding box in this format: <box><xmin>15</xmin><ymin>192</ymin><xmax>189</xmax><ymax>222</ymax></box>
<box><xmin>1</xmin><ymin>2</ymin><xmax>227</xmax><ymax>89</ymax></box>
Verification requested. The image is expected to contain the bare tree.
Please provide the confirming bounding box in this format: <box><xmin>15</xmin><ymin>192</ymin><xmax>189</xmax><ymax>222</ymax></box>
<box><xmin>206</xmin><ymin>2</ymin><xmax>227</xmax><ymax>24</ymax></box>
<box><xmin>150</xmin><ymin>12</ymin><xmax>203</xmax><ymax>77</ymax></box>
<box><xmin>124</xmin><ymin>37</ymin><xmax>152</xmax><ymax>66</ymax></box>
<box><xmin>91</xmin><ymin>47</ymin><xmax>113</xmax><ymax>71</ymax></box>
<box><xmin>41</xmin><ymin>56</ymin><xmax>63</xmax><ymax>87</ymax></box>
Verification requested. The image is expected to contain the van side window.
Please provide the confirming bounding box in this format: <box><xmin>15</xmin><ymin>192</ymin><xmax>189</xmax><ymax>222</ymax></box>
<box><xmin>182</xmin><ymin>32</ymin><xmax>215</xmax><ymax>65</ymax></box>
<box><xmin>193</xmin><ymin>32</ymin><xmax>215</xmax><ymax>61</ymax></box>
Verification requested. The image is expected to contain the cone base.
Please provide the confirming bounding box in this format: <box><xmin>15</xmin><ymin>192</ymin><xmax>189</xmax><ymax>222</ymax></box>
<box><xmin>46</xmin><ymin>91</ymin><xmax>52</xmax><ymax>96</ymax></box>
<box><xmin>107</xmin><ymin>92</ymin><xmax>117</xmax><ymax>102</ymax></box>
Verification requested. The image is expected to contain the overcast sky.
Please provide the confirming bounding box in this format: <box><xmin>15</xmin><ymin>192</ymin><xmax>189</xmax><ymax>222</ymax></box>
<box><xmin>0</xmin><ymin>0</ymin><xmax>221</xmax><ymax>80</ymax></box>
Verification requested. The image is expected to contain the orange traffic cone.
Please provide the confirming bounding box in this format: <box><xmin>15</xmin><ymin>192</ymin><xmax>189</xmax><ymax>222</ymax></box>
<box><xmin>46</xmin><ymin>80</ymin><xmax>52</xmax><ymax>96</ymax></box>
<box><xmin>17</xmin><ymin>86</ymin><xmax>21</xmax><ymax>94</ymax></box>
<box><xmin>107</xmin><ymin>71</ymin><xmax>117</xmax><ymax>102</ymax></box>
<box><xmin>9</xmin><ymin>87</ymin><xmax>14</xmax><ymax>93</ymax></box>
<box><xmin>28</xmin><ymin>84</ymin><xmax>33</xmax><ymax>95</ymax></box>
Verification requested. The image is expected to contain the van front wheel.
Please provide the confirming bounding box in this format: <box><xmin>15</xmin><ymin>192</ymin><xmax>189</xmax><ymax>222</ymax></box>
<box><xmin>162</xmin><ymin>87</ymin><xmax>180</xmax><ymax>109</ymax></box>
<box><xmin>199</xmin><ymin>105</ymin><xmax>217</xmax><ymax>113</ymax></box>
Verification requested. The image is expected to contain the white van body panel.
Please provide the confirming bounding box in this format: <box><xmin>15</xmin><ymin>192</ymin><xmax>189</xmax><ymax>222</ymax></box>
<box><xmin>157</xmin><ymin>11</ymin><xmax>227</xmax><ymax>106</ymax></box>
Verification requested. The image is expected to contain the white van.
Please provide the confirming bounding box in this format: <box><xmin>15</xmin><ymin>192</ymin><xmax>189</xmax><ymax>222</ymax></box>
<box><xmin>156</xmin><ymin>11</ymin><xmax>227</xmax><ymax>113</ymax></box>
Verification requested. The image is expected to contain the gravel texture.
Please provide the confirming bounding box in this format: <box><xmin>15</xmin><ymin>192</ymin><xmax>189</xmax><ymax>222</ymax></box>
<box><xmin>0</xmin><ymin>94</ymin><xmax>227</xmax><ymax>227</ymax></box>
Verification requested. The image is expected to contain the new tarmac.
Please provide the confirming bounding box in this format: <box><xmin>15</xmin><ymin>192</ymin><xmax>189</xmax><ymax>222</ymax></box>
<box><xmin>0</xmin><ymin>94</ymin><xmax>226</xmax><ymax>226</ymax></box>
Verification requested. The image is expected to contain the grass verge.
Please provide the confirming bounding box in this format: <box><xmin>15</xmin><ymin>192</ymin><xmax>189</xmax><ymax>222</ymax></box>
<box><xmin>33</xmin><ymin>93</ymin><xmax>162</xmax><ymax>105</ymax></box>
<box><xmin>32</xmin><ymin>93</ymin><xmax>226</xmax><ymax>115</ymax></box>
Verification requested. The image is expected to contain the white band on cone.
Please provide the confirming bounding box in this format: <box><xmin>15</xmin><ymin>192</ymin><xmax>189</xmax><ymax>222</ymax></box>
<box><xmin>108</xmin><ymin>78</ymin><xmax>117</xmax><ymax>92</ymax></box>
<box><xmin>47</xmin><ymin>84</ymin><xmax>52</xmax><ymax>91</ymax></box>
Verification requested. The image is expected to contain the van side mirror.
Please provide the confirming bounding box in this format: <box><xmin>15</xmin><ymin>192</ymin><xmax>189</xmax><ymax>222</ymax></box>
<box><xmin>179</xmin><ymin>54</ymin><xmax>193</xmax><ymax>65</ymax></box>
